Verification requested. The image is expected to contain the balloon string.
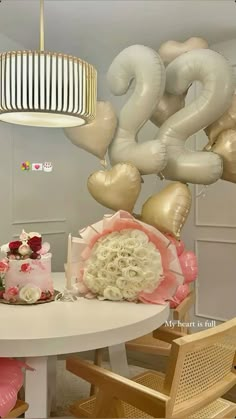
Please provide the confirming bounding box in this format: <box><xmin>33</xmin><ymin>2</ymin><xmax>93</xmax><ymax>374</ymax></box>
<box><xmin>196</xmin><ymin>185</ymin><xmax>208</xmax><ymax>198</ymax></box>
<box><xmin>100</xmin><ymin>159</ymin><xmax>107</xmax><ymax>168</ymax></box>
<box><xmin>158</xmin><ymin>172</ymin><xmax>165</xmax><ymax>180</ymax></box>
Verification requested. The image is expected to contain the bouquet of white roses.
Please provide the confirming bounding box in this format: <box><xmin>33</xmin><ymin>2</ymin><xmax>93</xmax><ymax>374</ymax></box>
<box><xmin>74</xmin><ymin>211</ymin><xmax>184</xmax><ymax>304</ymax></box>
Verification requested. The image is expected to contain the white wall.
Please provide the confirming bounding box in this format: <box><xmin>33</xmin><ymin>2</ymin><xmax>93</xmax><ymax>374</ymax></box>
<box><xmin>0</xmin><ymin>34</ymin><xmax>107</xmax><ymax>271</ymax></box>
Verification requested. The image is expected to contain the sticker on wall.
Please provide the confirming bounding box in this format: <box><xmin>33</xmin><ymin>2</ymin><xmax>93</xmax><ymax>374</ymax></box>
<box><xmin>43</xmin><ymin>162</ymin><xmax>53</xmax><ymax>172</ymax></box>
<box><xmin>32</xmin><ymin>163</ymin><xmax>43</xmax><ymax>171</ymax></box>
<box><xmin>21</xmin><ymin>161</ymin><xmax>30</xmax><ymax>171</ymax></box>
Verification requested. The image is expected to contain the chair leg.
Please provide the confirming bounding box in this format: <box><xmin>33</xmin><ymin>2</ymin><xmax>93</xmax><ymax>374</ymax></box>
<box><xmin>90</xmin><ymin>349</ymin><xmax>104</xmax><ymax>396</ymax></box>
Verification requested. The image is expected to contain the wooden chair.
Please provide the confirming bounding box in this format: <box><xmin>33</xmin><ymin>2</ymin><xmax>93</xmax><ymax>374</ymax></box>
<box><xmin>66</xmin><ymin>318</ymin><xmax>236</xmax><ymax>418</ymax></box>
<box><xmin>5</xmin><ymin>400</ymin><xmax>29</xmax><ymax>418</ymax></box>
<box><xmin>89</xmin><ymin>290</ymin><xmax>195</xmax><ymax>396</ymax></box>
<box><xmin>125</xmin><ymin>290</ymin><xmax>195</xmax><ymax>356</ymax></box>
<box><xmin>91</xmin><ymin>290</ymin><xmax>195</xmax><ymax>370</ymax></box>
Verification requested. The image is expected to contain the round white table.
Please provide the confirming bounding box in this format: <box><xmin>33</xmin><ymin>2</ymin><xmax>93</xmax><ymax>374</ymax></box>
<box><xmin>0</xmin><ymin>272</ymin><xmax>169</xmax><ymax>418</ymax></box>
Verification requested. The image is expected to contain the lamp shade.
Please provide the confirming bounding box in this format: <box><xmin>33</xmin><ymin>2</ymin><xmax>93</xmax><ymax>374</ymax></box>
<box><xmin>0</xmin><ymin>51</ymin><xmax>97</xmax><ymax>128</ymax></box>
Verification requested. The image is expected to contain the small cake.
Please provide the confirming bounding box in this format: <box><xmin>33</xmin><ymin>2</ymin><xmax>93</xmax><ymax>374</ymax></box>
<box><xmin>0</xmin><ymin>230</ymin><xmax>54</xmax><ymax>304</ymax></box>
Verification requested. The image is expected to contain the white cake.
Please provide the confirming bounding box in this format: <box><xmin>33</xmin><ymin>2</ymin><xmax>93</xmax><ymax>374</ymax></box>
<box><xmin>0</xmin><ymin>230</ymin><xmax>54</xmax><ymax>304</ymax></box>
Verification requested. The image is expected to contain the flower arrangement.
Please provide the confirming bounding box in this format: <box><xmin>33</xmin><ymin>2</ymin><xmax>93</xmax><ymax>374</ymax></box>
<box><xmin>0</xmin><ymin>231</ymin><xmax>52</xmax><ymax>304</ymax></box>
<box><xmin>74</xmin><ymin>211</ymin><xmax>185</xmax><ymax>304</ymax></box>
<box><xmin>0</xmin><ymin>230</ymin><xmax>50</xmax><ymax>260</ymax></box>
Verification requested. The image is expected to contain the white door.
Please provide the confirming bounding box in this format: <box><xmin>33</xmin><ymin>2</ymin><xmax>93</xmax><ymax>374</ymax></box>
<box><xmin>182</xmin><ymin>39</ymin><xmax>236</xmax><ymax>322</ymax></box>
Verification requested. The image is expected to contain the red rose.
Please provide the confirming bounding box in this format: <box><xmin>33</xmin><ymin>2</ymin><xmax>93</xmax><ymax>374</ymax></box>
<box><xmin>28</xmin><ymin>236</ymin><xmax>42</xmax><ymax>252</ymax></box>
<box><xmin>0</xmin><ymin>260</ymin><xmax>9</xmax><ymax>273</ymax></box>
<box><xmin>20</xmin><ymin>263</ymin><xmax>31</xmax><ymax>273</ymax></box>
<box><xmin>9</xmin><ymin>241</ymin><xmax>22</xmax><ymax>252</ymax></box>
<box><xmin>39</xmin><ymin>290</ymin><xmax>51</xmax><ymax>301</ymax></box>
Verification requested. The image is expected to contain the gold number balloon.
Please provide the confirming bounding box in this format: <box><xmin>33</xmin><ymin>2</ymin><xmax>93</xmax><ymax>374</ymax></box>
<box><xmin>87</xmin><ymin>163</ymin><xmax>142</xmax><ymax>213</ymax></box>
<box><xmin>141</xmin><ymin>182</ymin><xmax>192</xmax><ymax>239</ymax></box>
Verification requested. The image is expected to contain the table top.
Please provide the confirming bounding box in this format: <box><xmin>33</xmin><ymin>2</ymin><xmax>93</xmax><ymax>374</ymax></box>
<box><xmin>0</xmin><ymin>272</ymin><xmax>169</xmax><ymax>357</ymax></box>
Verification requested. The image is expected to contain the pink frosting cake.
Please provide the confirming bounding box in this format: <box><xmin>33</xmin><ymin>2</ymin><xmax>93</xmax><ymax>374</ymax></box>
<box><xmin>0</xmin><ymin>231</ymin><xmax>54</xmax><ymax>304</ymax></box>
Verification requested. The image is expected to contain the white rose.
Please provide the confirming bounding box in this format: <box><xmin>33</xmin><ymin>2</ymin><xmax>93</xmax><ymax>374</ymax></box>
<box><xmin>127</xmin><ymin>257</ymin><xmax>139</xmax><ymax>267</ymax></box>
<box><xmin>98</xmin><ymin>268</ymin><xmax>110</xmax><ymax>279</ymax></box>
<box><xmin>28</xmin><ymin>232</ymin><xmax>42</xmax><ymax>238</ymax></box>
<box><xmin>122</xmin><ymin>238</ymin><xmax>139</xmax><ymax>249</ymax></box>
<box><xmin>122</xmin><ymin>287</ymin><xmax>138</xmax><ymax>300</ymax></box>
<box><xmin>116</xmin><ymin>277</ymin><xmax>129</xmax><ymax>289</ymax></box>
<box><xmin>1</xmin><ymin>243</ymin><xmax>10</xmax><ymax>254</ymax></box>
<box><xmin>85</xmin><ymin>266</ymin><xmax>97</xmax><ymax>277</ymax></box>
<box><xmin>18</xmin><ymin>243</ymin><xmax>32</xmax><ymax>256</ymax></box>
<box><xmin>96</xmin><ymin>277</ymin><xmax>109</xmax><ymax>292</ymax></box>
<box><xmin>118</xmin><ymin>249</ymin><xmax>132</xmax><ymax>258</ymax></box>
<box><xmin>107</xmin><ymin>273</ymin><xmax>118</xmax><ymax>286</ymax></box>
<box><xmin>103</xmin><ymin>286</ymin><xmax>123</xmax><ymax>301</ymax></box>
<box><xmin>123</xmin><ymin>266</ymin><xmax>142</xmax><ymax>279</ymax></box>
<box><xmin>83</xmin><ymin>274</ymin><xmax>100</xmax><ymax>293</ymax></box>
<box><xmin>134</xmin><ymin>247</ymin><xmax>149</xmax><ymax>259</ymax></box>
<box><xmin>108</xmin><ymin>240</ymin><xmax>122</xmax><ymax>251</ymax></box>
<box><xmin>116</xmin><ymin>257</ymin><xmax>129</xmax><ymax>269</ymax></box>
<box><xmin>19</xmin><ymin>285</ymin><xmax>41</xmax><ymax>304</ymax></box>
<box><xmin>130</xmin><ymin>230</ymin><xmax>149</xmax><ymax>244</ymax></box>
<box><xmin>97</xmin><ymin>248</ymin><xmax>110</xmax><ymax>261</ymax></box>
<box><xmin>106</xmin><ymin>262</ymin><xmax>118</xmax><ymax>274</ymax></box>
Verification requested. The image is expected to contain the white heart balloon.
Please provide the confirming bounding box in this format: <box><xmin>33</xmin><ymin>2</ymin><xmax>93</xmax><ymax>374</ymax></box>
<box><xmin>64</xmin><ymin>101</ymin><xmax>117</xmax><ymax>160</ymax></box>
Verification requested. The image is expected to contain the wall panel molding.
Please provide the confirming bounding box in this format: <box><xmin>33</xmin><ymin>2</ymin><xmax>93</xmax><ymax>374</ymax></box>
<box><xmin>13</xmin><ymin>218</ymin><xmax>66</xmax><ymax>225</ymax></box>
<box><xmin>195</xmin><ymin>238</ymin><xmax>236</xmax><ymax>322</ymax></box>
<box><xmin>13</xmin><ymin>231</ymin><xmax>66</xmax><ymax>238</ymax></box>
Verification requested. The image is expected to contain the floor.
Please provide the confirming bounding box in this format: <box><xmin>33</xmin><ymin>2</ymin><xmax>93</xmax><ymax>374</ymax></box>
<box><xmin>54</xmin><ymin>349</ymin><xmax>236</xmax><ymax>417</ymax></box>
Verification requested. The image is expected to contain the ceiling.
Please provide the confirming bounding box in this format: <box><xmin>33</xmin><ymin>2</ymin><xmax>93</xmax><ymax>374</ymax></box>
<box><xmin>0</xmin><ymin>0</ymin><xmax>236</xmax><ymax>73</ymax></box>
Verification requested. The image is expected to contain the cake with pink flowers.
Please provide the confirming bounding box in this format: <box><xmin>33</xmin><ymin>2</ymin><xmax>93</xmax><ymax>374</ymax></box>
<box><xmin>0</xmin><ymin>230</ymin><xmax>54</xmax><ymax>304</ymax></box>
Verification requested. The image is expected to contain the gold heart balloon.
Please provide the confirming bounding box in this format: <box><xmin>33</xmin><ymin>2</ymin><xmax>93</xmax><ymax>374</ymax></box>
<box><xmin>64</xmin><ymin>101</ymin><xmax>117</xmax><ymax>161</ymax></box>
<box><xmin>212</xmin><ymin>129</ymin><xmax>236</xmax><ymax>183</ymax></box>
<box><xmin>205</xmin><ymin>95</ymin><xmax>236</xmax><ymax>150</ymax></box>
<box><xmin>158</xmin><ymin>37</ymin><xmax>208</xmax><ymax>65</ymax></box>
<box><xmin>141</xmin><ymin>182</ymin><xmax>192</xmax><ymax>239</ymax></box>
<box><xmin>87</xmin><ymin>163</ymin><xmax>142</xmax><ymax>212</ymax></box>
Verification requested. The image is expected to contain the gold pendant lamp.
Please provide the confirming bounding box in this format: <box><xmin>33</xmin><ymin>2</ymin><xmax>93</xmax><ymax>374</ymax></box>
<box><xmin>0</xmin><ymin>0</ymin><xmax>97</xmax><ymax>128</ymax></box>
